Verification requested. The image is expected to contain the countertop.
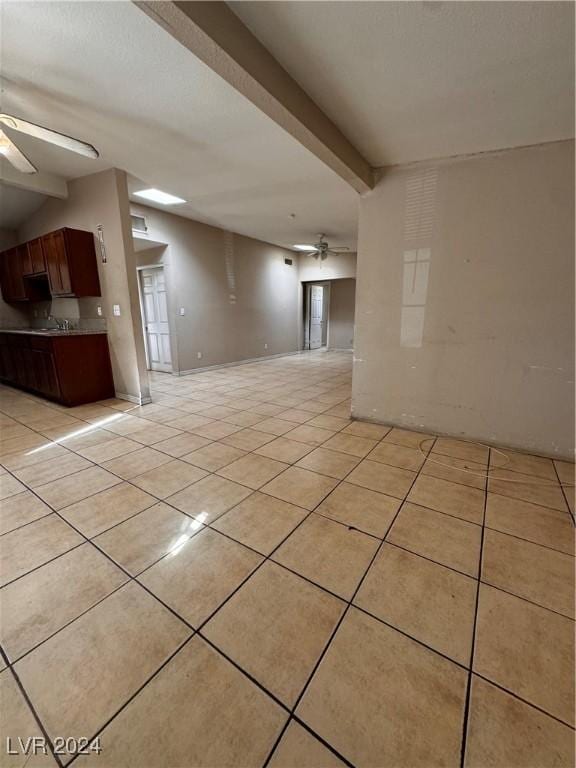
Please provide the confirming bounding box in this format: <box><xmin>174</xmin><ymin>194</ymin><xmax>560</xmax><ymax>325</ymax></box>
<box><xmin>0</xmin><ymin>328</ymin><xmax>108</xmax><ymax>337</ymax></box>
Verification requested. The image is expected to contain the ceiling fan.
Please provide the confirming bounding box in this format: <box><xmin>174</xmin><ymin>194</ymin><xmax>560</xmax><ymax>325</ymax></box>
<box><xmin>0</xmin><ymin>113</ymin><xmax>99</xmax><ymax>174</ymax></box>
<box><xmin>293</xmin><ymin>234</ymin><xmax>350</xmax><ymax>260</ymax></box>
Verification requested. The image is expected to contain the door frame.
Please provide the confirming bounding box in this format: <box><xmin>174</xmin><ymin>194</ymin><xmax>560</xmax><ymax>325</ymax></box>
<box><xmin>137</xmin><ymin>264</ymin><xmax>174</xmax><ymax>373</ymax></box>
<box><xmin>302</xmin><ymin>280</ymin><xmax>331</xmax><ymax>350</ymax></box>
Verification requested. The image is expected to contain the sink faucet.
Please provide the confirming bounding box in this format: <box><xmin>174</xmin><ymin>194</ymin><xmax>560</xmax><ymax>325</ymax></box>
<box><xmin>49</xmin><ymin>316</ymin><xmax>72</xmax><ymax>331</ymax></box>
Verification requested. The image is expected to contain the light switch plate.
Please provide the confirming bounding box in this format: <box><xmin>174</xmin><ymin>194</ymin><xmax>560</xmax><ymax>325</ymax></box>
<box><xmin>113</xmin><ymin>304</ymin><xmax>121</xmax><ymax>316</ymax></box>
<box><xmin>179</xmin><ymin>307</ymin><xmax>185</xmax><ymax>316</ymax></box>
<box><xmin>97</xmin><ymin>305</ymin><xmax>103</xmax><ymax>317</ymax></box>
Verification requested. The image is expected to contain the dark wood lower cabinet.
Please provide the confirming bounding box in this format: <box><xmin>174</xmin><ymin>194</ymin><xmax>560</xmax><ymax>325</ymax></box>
<box><xmin>0</xmin><ymin>332</ymin><xmax>115</xmax><ymax>406</ymax></box>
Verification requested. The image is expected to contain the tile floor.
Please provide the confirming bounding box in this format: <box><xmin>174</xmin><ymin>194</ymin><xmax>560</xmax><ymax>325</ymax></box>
<box><xmin>0</xmin><ymin>350</ymin><xmax>574</xmax><ymax>767</ymax></box>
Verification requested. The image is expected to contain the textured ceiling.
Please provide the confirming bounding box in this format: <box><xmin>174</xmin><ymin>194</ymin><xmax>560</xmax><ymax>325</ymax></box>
<box><xmin>0</xmin><ymin>1</ymin><xmax>358</xmax><ymax>249</ymax></box>
<box><xmin>233</xmin><ymin>1</ymin><xmax>575</xmax><ymax>166</ymax></box>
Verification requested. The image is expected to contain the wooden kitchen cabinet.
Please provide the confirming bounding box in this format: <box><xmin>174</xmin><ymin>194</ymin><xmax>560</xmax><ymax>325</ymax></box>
<box><xmin>0</xmin><ymin>226</ymin><xmax>101</xmax><ymax>302</ymax></box>
<box><xmin>42</xmin><ymin>228</ymin><xmax>100</xmax><ymax>297</ymax></box>
<box><xmin>0</xmin><ymin>331</ymin><xmax>115</xmax><ymax>406</ymax></box>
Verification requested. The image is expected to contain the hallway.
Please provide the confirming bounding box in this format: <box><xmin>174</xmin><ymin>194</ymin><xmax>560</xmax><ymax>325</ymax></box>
<box><xmin>0</xmin><ymin>350</ymin><xmax>573</xmax><ymax>767</ymax></box>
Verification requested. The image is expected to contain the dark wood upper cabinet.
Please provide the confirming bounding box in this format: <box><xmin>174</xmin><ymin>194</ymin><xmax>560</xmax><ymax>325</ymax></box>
<box><xmin>0</xmin><ymin>227</ymin><xmax>101</xmax><ymax>302</ymax></box>
<box><xmin>22</xmin><ymin>238</ymin><xmax>47</xmax><ymax>276</ymax></box>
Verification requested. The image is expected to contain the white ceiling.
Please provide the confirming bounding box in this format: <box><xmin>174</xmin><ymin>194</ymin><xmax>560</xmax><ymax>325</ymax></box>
<box><xmin>0</xmin><ymin>1</ymin><xmax>358</xmax><ymax>249</ymax></box>
<box><xmin>233</xmin><ymin>1</ymin><xmax>575</xmax><ymax>166</ymax></box>
<box><xmin>0</xmin><ymin>183</ymin><xmax>46</xmax><ymax>229</ymax></box>
<box><xmin>0</xmin><ymin>1</ymin><xmax>573</xmax><ymax>249</ymax></box>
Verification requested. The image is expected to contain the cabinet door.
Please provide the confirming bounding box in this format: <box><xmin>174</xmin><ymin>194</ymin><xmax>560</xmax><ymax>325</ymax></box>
<box><xmin>30</xmin><ymin>350</ymin><xmax>60</xmax><ymax>398</ymax></box>
<box><xmin>43</xmin><ymin>231</ymin><xmax>72</xmax><ymax>296</ymax></box>
<box><xmin>0</xmin><ymin>251</ymin><xmax>12</xmax><ymax>302</ymax></box>
<box><xmin>0</xmin><ymin>249</ymin><xmax>27</xmax><ymax>302</ymax></box>
<box><xmin>20</xmin><ymin>243</ymin><xmax>33</xmax><ymax>275</ymax></box>
<box><xmin>28</xmin><ymin>239</ymin><xmax>46</xmax><ymax>274</ymax></box>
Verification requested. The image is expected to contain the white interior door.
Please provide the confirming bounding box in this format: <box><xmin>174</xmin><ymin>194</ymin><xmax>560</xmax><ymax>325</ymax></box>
<box><xmin>309</xmin><ymin>284</ymin><xmax>324</xmax><ymax>349</ymax></box>
<box><xmin>140</xmin><ymin>267</ymin><xmax>172</xmax><ymax>372</ymax></box>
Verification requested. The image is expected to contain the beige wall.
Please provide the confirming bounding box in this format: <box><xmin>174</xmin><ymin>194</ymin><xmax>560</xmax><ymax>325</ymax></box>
<box><xmin>18</xmin><ymin>170</ymin><xmax>150</xmax><ymax>403</ymax></box>
<box><xmin>329</xmin><ymin>278</ymin><xmax>356</xmax><ymax>350</ymax></box>
<box><xmin>353</xmin><ymin>140</ymin><xmax>574</xmax><ymax>458</ymax></box>
<box><xmin>132</xmin><ymin>204</ymin><xmax>300</xmax><ymax>372</ymax></box>
<box><xmin>298</xmin><ymin>250</ymin><xmax>356</xmax><ymax>282</ymax></box>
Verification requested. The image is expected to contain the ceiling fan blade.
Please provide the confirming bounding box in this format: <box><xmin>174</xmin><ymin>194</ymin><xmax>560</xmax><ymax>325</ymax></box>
<box><xmin>0</xmin><ymin>114</ymin><xmax>99</xmax><ymax>159</ymax></box>
<box><xmin>0</xmin><ymin>129</ymin><xmax>37</xmax><ymax>174</ymax></box>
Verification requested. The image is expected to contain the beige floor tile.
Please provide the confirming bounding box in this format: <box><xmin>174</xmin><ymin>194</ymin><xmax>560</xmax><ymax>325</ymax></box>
<box><xmin>482</xmin><ymin>529</ymin><xmax>574</xmax><ymax>618</ymax></box>
<box><xmin>222</xmin><ymin>410</ymin><xmax>266</xmax><ymax>427</ymax></box>
<box><xmin>262</xmin><ymin>467</ymin><xmax>338</xmax><ymax>511</ymax></box>
<box><xmin>222</xmin><ymin>428</ymin><xmax>277</xmax><ymax>451</ymax></box>
<box><xmin>0</xmin><ymin>473</ymin><xmax>26</xmax><ymax>501</ymax></box>
<box><xmin>34</xmin><ymin>466</ymin><xmax>122</xmax><ymax>510</ymax></box>
<box><xmin>315</xmin><ymin>482</ymin><xmax>400</xmax><ymax>538</ymax></box>
<box><xmin>166</xmin><ymin>413</ymin><xmax>214</xmax><ymax>432</ymax></box>
<box><xmin>382</xmin><ymin>427</ymin><xmax>435</xmax><ymax>452</ymax></box>
<box><xmin>0</xmin><ymin>491</ymin><xmax>52</xmax><ymax>535</ymax></box>
<box><xmin>204</xmin><ymin>562</ymin><xmax>345</xmax><ymax>705</ymax></box>
<box><xmin>421</xmin><ymin>453</ymin><xmax>487</xmax><ymax>490</ymax></box>
<box><xmin>139</xmin><ymin>527</ymin><xmax>262</xmax><ymax>626</ymax></box>
<box><xmin>1</xmin><ymin>441</ymin><xmax>70</xmax><ymax>471</ymax></box>
<box><xmin>182</xmin><ymin>442</ymin><xmax>246</xmax><ymax>471</ymax></box>
<box><xmin>297</xmin><ymin>607</ymin><xmax>467</xmax><ymax>767</ymax></box>
<box><xmin>286</xmin><ymin>424</ymin><xmax>336</xmax><ymax>447</ymax></box>
<box><xmin>101</xmin><ymin>447</ymin><xmax>172</xmax><ymax>479</ymax></box>
<box><xmin>76</xmin><ymin>436</ymin><xmax>142</xmax><ymax>463</ymax></box>
<box><xmin>433</xmin><ymin>437</ymin><xmax>489</xmax><ymax>465</ymax></box>
<box><xmin>0</xmin><ymin>514</ymin><xmax>83</xmax><ymax>587</ymax></box>
<box><xmin>296</xmin><ymin>447</ymin><xmax>359</xmax><ymax>479</ymax></box>
<box><xmin>152</xmin><ymin>432</ymin><xmax>212</xmax><ymax>458</ymax></box>
<box><xmin>195</xmin><ymin>405</ymin><xmax>240</xmax><ymax>420</ymax></box>
<box><xmin>217</xmin><ymin>453</ymin><xmax>289</xmax><ymax>489</ymax></box>
<box><xmin>308</xmin><ymin>415</ymin><xmax>351</xmax><ymax>431</ymax></box>
<box><xmin>167</xmin><ymin>474</ymin><xmax>252</xmax><ymax>523</ymax></box>
<box><xmin>298</xmin><ymin>400</ymin><xmax>332</xmax><ymax>415</ymax></box>
<box><xmin>465</xmin><ymin>675</ymin><xmax>575</xmax><ymax>768</ymax></box>
<box><xmin>15</xmin><ymin>582</ymin><xmax>190</xmax><ymax>745</ymax></box>
<box><xmin>341</xmin><ymin>421</ymin><xmax>390</xmax><ymax>440</ymax></box>
<box><xmin>256</xmin><ymin>417</ymin><xmax>301</xmax><ymax>437</ymax></box>
<box><xmin>321</xmin><ymin>433</ymin><xmax>377</xmax><ymax>458</ymax></box>
<box><xmin>13</xmin><ymin>453</ymin><xmax>92</xmax><ymax>488</ymax></box>
<box><xmin>74</xmin><ymin>637</ymin><xmax>286</xmax><ymax>768</ymax></box>
<box><xmin>368</xmin><ymin>441</ymin><xmax>426</xmax><ymax>472</ymax></box>
<box><xmin>408</xmin><ymin>474</ymin><xmax>485</xmax><ymax>524</ymax></box>
<box><xmin>0</xmin><ymin>670</ymin><xmax>58</xmax><ymax>767</ymax></box>
<box><xmin>273</xmin><ymin>513</ymin><xmax>379</xmax><ymax>599</ymax></box>
<box><xmin>490</xmin><ymin>449</ymin><xmax>558</xmax><ymax>480</ymax></box>
<box><xmin>247</xmin><ymin>402</ymin><xmax>286</xmax><ymax>416</ymax></box>
<box><xmin>212</xmin><ymin>492</ymin><xmax>307</xmax><ymax>555</ymax></box>
<box><xmin>387</xmin><ymin>502</ymin><xmax>482</xmax><ymax>577</ymax></box>
<box><xmin>0</xmin><ymin>433</ymin><xmax>50</xmax><ymax>458</ymax></box>
<box><xmin>277</xmin><ymin>408</ymin><xmax>316</xmax><ymax>424</ymax></box>
<box><xmin>59</xmin><ymin>482</ymin><xmax>157</xmax><ymax>538</ymax></box>
<box><xmin>255</xmin><ymin>437</ymin><xmax>314</xmax><ymax>463</ymax></box>
<box><xmin>554</xmin><ymin>459</ymin><xmax>575</xmax><ymax>486</ymax></box>
<box><xmin>355</xmin><ymin>544</ymin><xmax>476</xmax><ymax>664</ymax></box>
<box><xmin>474</xmin><ymin>584</ymin><xmax>574</xmax><ymax>725</ymax></box>
<box><xmin>0</xmin><ymin>543</ymin><xmax>127</xmax><ymax>661</ymax></box>
<box><xmin>131</xmin><ymin>459</ymin><xmax>207</xmax><ymax>498</ymax></box>
<box><xmin>190</xmin><ymin>421</ymin><xmax>243</xmax><ymax>440</ymax></box>
<box><xmin>269</xmin><ymin>721</ymin><xmax>346</xmax><ymax>767</ymax></box>
<box><xmin>346</xmin><ymin>459</ymin><xmax>416</xmax><ymax>499</ymax></box>
<box><xmin>485</xmin><ymin>492</ymin><xmax>574</xmax><ymax>555</ymax></box>
<box><xmin>488</xmin><ymin>469</ymin><xmax>568</xmax><ymax>512</ymax></box>
<box><xmin>95</xmin><ymin>502</ymin><xmax>204</xmax><ymax>575</ymax></box>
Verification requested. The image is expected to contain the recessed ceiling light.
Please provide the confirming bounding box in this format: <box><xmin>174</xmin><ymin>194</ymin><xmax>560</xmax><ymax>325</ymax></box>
<box><xmin>134</xmin><ymin>188</ymin><xmax>186</xmax><ymax>205</ymax></box>
<box><xmin>293</xmin><ymin>244</ymin><xmax>316</xmax><ymax>251</ymax></box>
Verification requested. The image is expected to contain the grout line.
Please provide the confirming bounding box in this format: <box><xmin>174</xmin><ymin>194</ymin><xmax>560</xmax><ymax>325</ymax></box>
<box><xmin>458</xmin><ymin>446</ymin><xmax>489</xmax><ymax>768</ymax></box>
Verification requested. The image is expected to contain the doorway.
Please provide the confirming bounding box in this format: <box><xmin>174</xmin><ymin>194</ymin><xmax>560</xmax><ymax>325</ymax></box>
<box><xmin>138</xmin><ymin>266</ymin><xmax>172</xmax><ymax>372</ymax></box>
<box><xmin>303</xmin><ymin>282</ymin><xmax>330</xmax><ymax>350</ymax></box>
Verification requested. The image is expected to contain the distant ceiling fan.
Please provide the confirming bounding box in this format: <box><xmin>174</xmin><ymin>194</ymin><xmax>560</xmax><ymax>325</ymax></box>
<box><xmin>0</xmin><ymin>113</ymin><xmax>99</xmax><ymax>174</ymax></box>
<box><xmin>293</xmin><ymin>234</ymin><xmax>350</xmax><ymax>260</ymax></box>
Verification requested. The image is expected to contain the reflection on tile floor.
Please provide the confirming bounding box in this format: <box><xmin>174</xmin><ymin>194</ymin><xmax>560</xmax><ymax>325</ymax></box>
<box><xmin>0</xmin><ymin>350</ymin><xmax>574</xmax><ymax>767</ymax></box>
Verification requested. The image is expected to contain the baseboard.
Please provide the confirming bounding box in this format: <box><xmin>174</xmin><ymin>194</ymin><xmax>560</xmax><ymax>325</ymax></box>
<box><xmin>176</xmin><ymin>349</ymin><xmax>303</xmax><ymax>376</ymax></box>
<box><xmin>327</xmin><ymin>347</ymin><xmax>354</xmax><ymax>352</ymax></box>
<box><xmin>115</xmin><ymin>392</ymin><xmax>152</xmax><ymax>405</ymax></box>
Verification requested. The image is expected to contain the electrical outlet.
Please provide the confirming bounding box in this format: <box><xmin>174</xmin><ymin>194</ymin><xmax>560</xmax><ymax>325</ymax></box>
<box><xmin>97</xmin><ymin>305</ymin><xmax>103</xmax><ymax>317</ymax></box>
<box><xmin>197</xmin><ymin>352</ymin><xmax>202</xmax><ymax>359</ymax></box>
<box><xmin>264</xmin><ymin>343</ymin><xmax>268</xmax><ymax>350</ymax></box>
<box><xmin>179</xmin><ymin>307</ymin><xmax>185</xmax><ymax>316</ymax></box>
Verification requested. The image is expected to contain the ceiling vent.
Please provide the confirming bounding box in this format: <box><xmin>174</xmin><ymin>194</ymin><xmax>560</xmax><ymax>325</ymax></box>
<box><xmin>131</xmin><ymin>213</ymin><xmax>148</xmax><ymax>234</ymax></box>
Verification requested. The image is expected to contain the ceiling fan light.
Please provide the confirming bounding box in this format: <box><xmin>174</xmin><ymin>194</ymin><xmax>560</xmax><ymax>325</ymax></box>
<box><xmin>293</xmin><ymin>244</ymin><xmax>316</xmax><ymax>251</ymax></box>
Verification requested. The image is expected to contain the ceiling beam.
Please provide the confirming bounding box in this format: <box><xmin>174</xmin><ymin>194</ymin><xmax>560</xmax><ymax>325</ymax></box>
<box><xmin>0</xmin><ymin>161</ymin><xmax>68</xmax><ymax>199</ymax></box>
<box><xmin>134</xmin><ymin>1</ymin><xmax>374</xmax><ymax>194</ymax></box>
